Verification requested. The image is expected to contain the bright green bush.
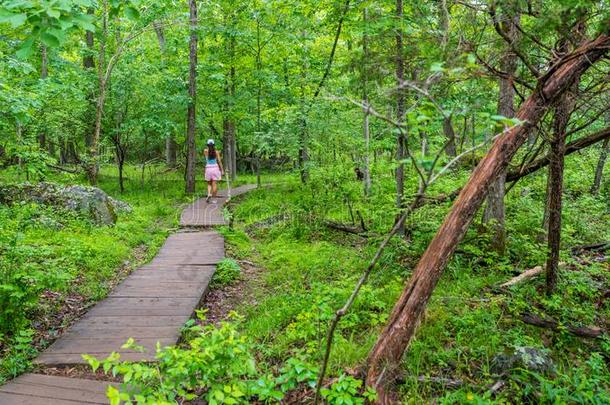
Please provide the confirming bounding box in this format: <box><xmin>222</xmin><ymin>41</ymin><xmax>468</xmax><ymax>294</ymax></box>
<box><xmin>85</xmin><ymin>314</ymin><xmax>371</xmax><ymax>404</ymax></box>
<box><xmin>212</xmin><ymin>258</ymin><xmax>241</xmax><ymax>287</ymax></box>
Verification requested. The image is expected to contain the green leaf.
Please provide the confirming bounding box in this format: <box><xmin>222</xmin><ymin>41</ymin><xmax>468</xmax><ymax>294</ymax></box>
<box><xmin>0</xmin><ymin>11</ymin><xmax>27</xmax><ymax>28</ymax></box>
<box><xmin>46</xmin><ymin>8</ymin><xmax>61</xmax><ymax>19</ymax></box>
<box><xmin>16</xmin><ymin>37</ymin><xmax>35</xmax><ymax>59</ymax></box>
<box><xmin>124</xmin><ymin>6</ymin><xmax>140</xmax><ymax>20</ymax></box>
<box><xmin>73</xmin><ymin>13</ymin><xmax>95</xmax><ymax>31</ymax></box>
<box><xmin>41</xmin><ymin>31</ymin><xmax>60</xmax><ymax>47</ymax></box>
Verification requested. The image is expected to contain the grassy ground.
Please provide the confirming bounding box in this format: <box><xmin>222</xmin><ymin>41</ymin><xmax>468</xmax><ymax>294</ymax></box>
<box><xmin>219</xmin><ymin>153</ymin><xmax>610</xmax><ymax>403</ymax></box>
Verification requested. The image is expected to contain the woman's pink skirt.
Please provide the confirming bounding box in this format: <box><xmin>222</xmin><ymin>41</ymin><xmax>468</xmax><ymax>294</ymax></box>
<box><xmin>205</xmin><ymin>164</ymin><xmax>222</xmax><ymax>181</ymax></box>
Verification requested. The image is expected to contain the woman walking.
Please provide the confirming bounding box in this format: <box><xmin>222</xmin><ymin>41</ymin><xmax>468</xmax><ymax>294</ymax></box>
<box><xmin>204</xmin><ymin>139</ymin><xmax>224</xmax><ymax>203</ymax></box>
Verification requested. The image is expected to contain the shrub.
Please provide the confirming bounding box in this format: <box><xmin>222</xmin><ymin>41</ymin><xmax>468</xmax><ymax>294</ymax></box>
<box><xmin>212</xmin><ymin>258</ymin><xmax>241</xmax><ymax>287</ymax></box>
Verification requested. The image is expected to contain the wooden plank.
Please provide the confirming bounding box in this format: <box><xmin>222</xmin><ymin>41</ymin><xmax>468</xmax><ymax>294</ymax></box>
<box><xmin>36</xmin><ymin>351</ymin><xmax>158</xmax><ymax>364</ymax></box>
<box><xmin>88</xmin><ymin>306</ymin><xmax>195</xmax><ymax>316</ymax></box>
<box><xmin>73</xmin><ymin>315</ymin><xmax>190</xmax><ymax>327</ymax></box>
<box><xmin>64</xmin><ymin>326</ymin><xmax>180</xmax><ymax>338</ymax></box>
<box><xmin>0</xmin><ymin>374</ymin><xmax>112</xmax><ymax>404</ymax></box>
<box><xmin>0</xmin><ymin>392</ymin><xmax>95</xmax><ymax>405</ymax></box>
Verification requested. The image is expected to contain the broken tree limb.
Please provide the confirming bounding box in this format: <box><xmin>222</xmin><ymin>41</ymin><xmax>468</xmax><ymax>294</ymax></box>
<box><xmin>420</xmin><ymin>125</ymin><xmax>610</xmax><ymax>208</ymax></box>
<box><xmin>365</xmin><ymin>34</ymin><xmax>610</xmax><ymax>401</ymax></box>
<box><xmin>500</xmin><ymin>266</ymin><xmax>544</xmax><ymax>287</ymax></box>
<box><xmin>520</xmin><ymin>312</ymin><xmax>604</xmax><ymax>338</ymax></box>
<box><xmin>324</xmin><ymin>220</ymin><xmax>367</xmax><ymax>236</ymax></box>
<box><xmin>499</xmin><ymin>262</ymin><xmax>567</xmax><ymax>288</ymax></box>
<box><xmin>506</xmin><ymin>125</ymin><xmax>610</xmax><ymax>182</ymax></box>
<box><xmin>571</xmin><ymin>241</ymin><xmax>610</xmax><ymax>254</ymax></box>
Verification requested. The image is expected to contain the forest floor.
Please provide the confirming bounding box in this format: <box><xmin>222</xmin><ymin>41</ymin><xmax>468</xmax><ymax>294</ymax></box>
<box><xmin>1</xmin><ymin>160</ymin><xmax>609</xmax><ymax>403</ymax></box>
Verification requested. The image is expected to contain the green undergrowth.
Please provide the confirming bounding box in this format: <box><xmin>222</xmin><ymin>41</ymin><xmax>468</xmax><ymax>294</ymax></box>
<box><xmin>217</xmin><ymin>161</ymin><xmax>609</xmax><ymax>403</ymax></box>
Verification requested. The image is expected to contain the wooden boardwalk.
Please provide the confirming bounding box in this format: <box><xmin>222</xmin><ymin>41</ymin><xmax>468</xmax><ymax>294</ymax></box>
<box><xmin>0</xmin><ymin>185</ymin><xmax>255</xmax><ymax>404</ymax></box>
<box><xmin>0</xmin><ymin>374</ymin><xmax>114</xmax><ymax>404</ymax></box>
<box><xmin>180</xmin><ymin>184</ymin><xmax>257</xmax><ymax>227</ymax></box>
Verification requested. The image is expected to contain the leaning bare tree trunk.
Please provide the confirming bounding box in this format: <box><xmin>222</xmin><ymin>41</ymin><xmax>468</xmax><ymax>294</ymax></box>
<box><xmin>483</xmin><ymin>12</ymin><xmax>519</xmax><ymax>255</ymax></box>
<box><xmin>366</xmin><ymin>34</ymin><xmax>610</xmax><ymax>402</ymax></box>
<box><xmin>185</xmin><ymin>0</ymin><xmax>198</xmax><ymax>194</ymax></box>
<box><xmin>545</xmin><ymin>83</ymin><xmax>577</xmax><ymax>295</ymax></box>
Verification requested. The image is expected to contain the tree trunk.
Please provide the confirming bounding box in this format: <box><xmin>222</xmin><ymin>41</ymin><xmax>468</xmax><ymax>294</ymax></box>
<box><xmin>185</xmin><ymin>0</ymin><xmax>198</xmax><ymax>194</ymax></box>
<box><xmin>365</xmin><ymin>34</ymin><xmax>610</xmax><ymax>401</ymax></box>
<box><xmin>153</xmin><ymin>21</ymin><xmax>166</xmax><ymax>52</ymax></box>
<box><xmin>362</xmin><ymin>7</ymin><xmax>371</xmax><ymax>197</ymax></box>
<box><xmin>591</xmin><ymin>113</ymin><xmax>610</xmax><ymax>194</ymax></box>
<box><xmin>223</xmin><ymin>24</ymin><xmax>237</xmax><ymax>181</ymax></box>
<box><xmin>38</xmin><ymin>44</ymin><xmax>48</xmax><ymax>151</ymax></box>
<box><xmin>591</xmin><ymin>138</ymin><xmax>609</xmax><ymax>195</ymax></box>
<box><xmin>84</xmin><ymin>7</ymin><xmax>95</xmax><ymax>150</ymax></box>
<box><xmin>546</xmin><ymin>80</ymin><xmax>578</xmax><ymax>295</ymax></box>
<box><xmin>86</xmin><ymin>0</ymin><xmax>108</xmax><ymax>185</ymax></box>
<box><xmin>442</xmin><ymin>115</ymin><xmax>457</xmax><ymax>157</ymax></box>
<box><xmin>482</xmin><ymin>12</ymin><xmax>519</xmax><ymax>255</ymax></box>
<box><xmin>395</xmin><ymin>0</ymin><xmax>406</xmax><ymax>235</ymax></box>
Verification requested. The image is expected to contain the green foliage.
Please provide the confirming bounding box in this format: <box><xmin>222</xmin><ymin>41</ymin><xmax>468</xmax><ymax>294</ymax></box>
<box><xmin>85</xmin><ymin>313</ymin><xmax>366</xmax><ymax>404</ymax></box>
<box><xmin>321</xmin><ymin>374</ymin><xmax>377</xmax><ymax>405</ymax></box>
<box><xmin>0</xmin><ymin>329</ymin><xmax>36</xmax><ymax>383</ymax></box>
<box><xmin>212</xmin><ymin>258</ymin><xmax>241</xmax><ymax>287</ymax></box>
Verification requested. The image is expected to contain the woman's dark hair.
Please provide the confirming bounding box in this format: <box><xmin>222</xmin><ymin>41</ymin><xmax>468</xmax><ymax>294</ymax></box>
<box><xmin>208</xmin><ymin>143</ymin><xmax>216</xmax><ymax>159</ymax></box>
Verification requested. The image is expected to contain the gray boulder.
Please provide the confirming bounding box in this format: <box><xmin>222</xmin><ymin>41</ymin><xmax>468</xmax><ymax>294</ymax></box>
<box><xmin>0</xmin><ymin>182</ymin><xmax>132</xmax><ymax>225</ymax></box>
<box><xmin>492</xmin><ymin>346</ymin><xmax>555</xmax><ymax>375</ymax></box>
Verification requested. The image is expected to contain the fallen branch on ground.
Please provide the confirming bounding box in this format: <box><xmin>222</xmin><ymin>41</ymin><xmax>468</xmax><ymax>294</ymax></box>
<box><xmin>571</xmin><ymin>241</ymin><xmax>610</xmax><ymax>254</ymax></box>
<box><xmin>416</xmin><ymin>376</ymin><xmax>463</xmax><ymax>389</ymax></box>
<box><xmin>500</xmin><ymin>265</ymin><xmax>549</xmax><ymax>288</ymax></box>
<box><xmin>47</xmin><ymin>164</ymin><xmax>81</xmax><ymax>174</ymax></box>
<box><xmin>520</xmin><ymin>312</ymin><xmax>604</xmax><ymax>338</ymax></box>
<box><xmin>324</xmin><ymin>220</ymin><xmax>367</xmax><ymax>236</ymax></box>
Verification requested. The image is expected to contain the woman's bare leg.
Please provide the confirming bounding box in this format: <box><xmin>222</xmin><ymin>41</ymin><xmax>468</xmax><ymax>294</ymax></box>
<box><xmin>212</xmin><ymin>180</ymin><xmax>218</xmax><ymax>197</ymax></box>
<box><xmin>207</xmin><ymin>181</ymin><xmax>212</xmax><ymax>200</ymax></box>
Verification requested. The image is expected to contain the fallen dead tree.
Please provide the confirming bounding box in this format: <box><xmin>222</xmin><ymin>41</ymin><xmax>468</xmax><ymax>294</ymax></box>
<box><xmin>520</xmin><ymin>312</ymin><xmax>604</xmax><ymax>339</ymax></box>
<box><xmin>365</xmin><ymin>34</ymin><xmax>610</xmax><ymax>401</ymax></box>
<box><xmin>325</xmin><ymin>220</ymin><xmax>368</xmax><ymax>236</ymax></box>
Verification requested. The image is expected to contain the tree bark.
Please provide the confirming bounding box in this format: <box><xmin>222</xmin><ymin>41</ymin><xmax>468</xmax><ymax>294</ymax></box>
<box><xmin>482</xmin><ymin>12</ymin><xmax>519</xmax><ymax>255</ymax></box>
<box><xmin>185</xmin><ymin>0</ymin><xmax>198</xmax><ymax>194</ymax></box>
<box><xmin>591</xmin><ymin>111</ymin><xmax>610</xmax><ymax>194</ymax></box>
<box><xmin>395</xmin><ymin>0</ymin><xmax>406</xmax><ymax>235</ymax></box>
<box><xmin>223</xmin><ymin>21</ymin><xmax>237</xmax><ymax>181</ymax></box>
<box><xmin>442</xmin><ymin>115</ymin><xmax>457</xmax><ymax>157</ymax></box>
<box><xmin>153</xmin><ymin>20</ymin><xmax>166</xmax><ymax>52</ymax></box>
<box><xmin>546</xmin><ymin>81</ymin><xmax>577</xmax><ymax>295</ymax></box>
<box><xmin>83</xmin><ymin>7</ymin><xmax>96</xmax><ymax>150</ymax></box>
<box><xmin>366</xmin><ymin>34</ymin><xmax>610</xmax><ymax>401</ymax></box>
<box><xmin>38</xmin><ymin>44</ymin><xmax>48</xmax><ymax>151</ymax></box>
<box><xmin>86</xmin><ymin>0</ymin><xmax>108</xmax><ymax>185</ymax></box>
<box><xmin>591</xmin><ymin>138</ymin><xmax>609</xmax><ymax>195</ymax></box>
<box><xmin>362</xmin><ymin>7</ymin><xmax>371</xmax><ymax>197</ymax></box>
